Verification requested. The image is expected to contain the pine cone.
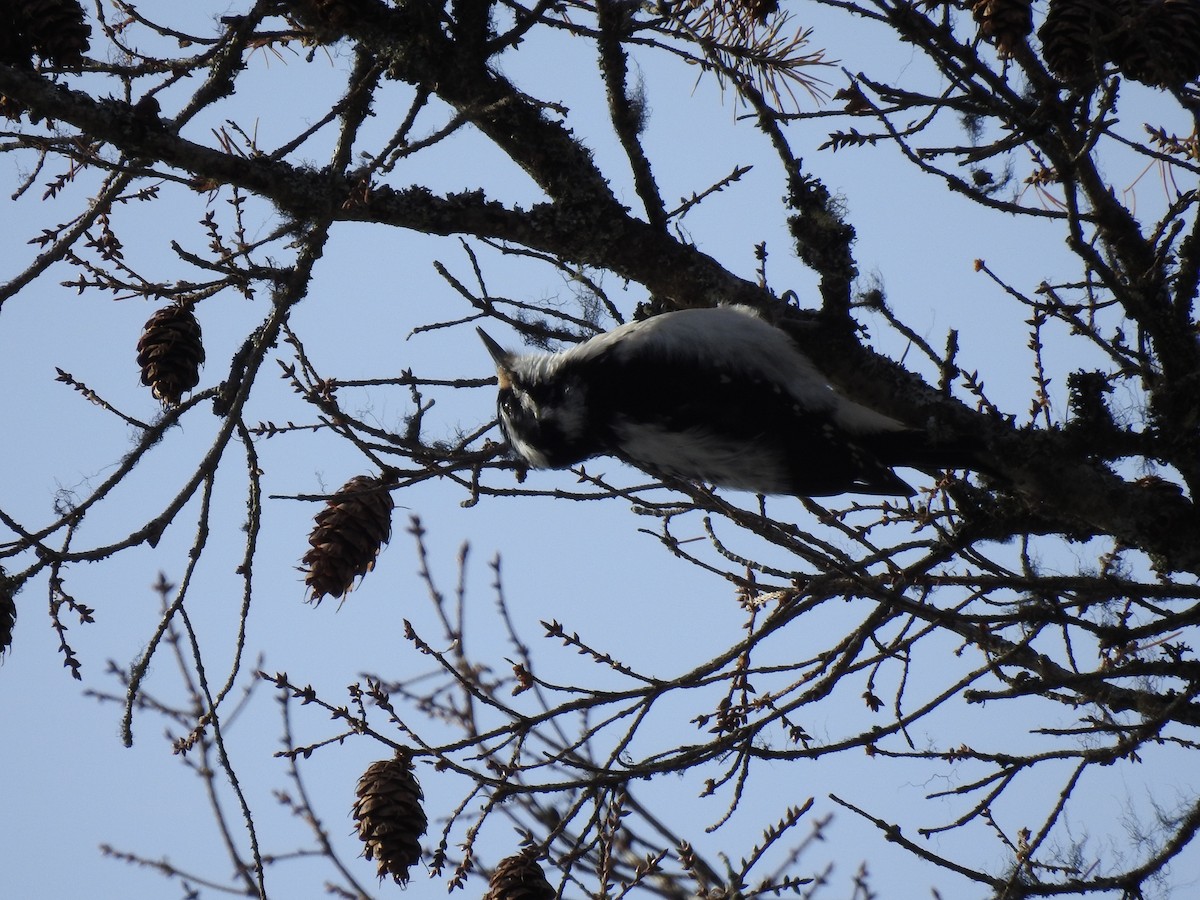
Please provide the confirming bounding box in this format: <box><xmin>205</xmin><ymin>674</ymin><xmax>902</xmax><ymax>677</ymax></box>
<box><xmin>1154</xmin><ymin>0</ymin><xmax>1200</xmax><ymax>85</ymax></box>
<box><xmin>1105</xmin><ymin>0</ymin><xmax>1200</xmax><ymax>87</ymax></box>
<box><xmin>23</xmin><ymin>0</ymin><xmax>91</xmax><ymax>65</ymax></box>
<box><xmin>483</xmin><ymin>849</ymin><xmax>556</xmax><ymax>900</ymax></box>
<box><xmin>137</xmin><ymin>304</ymin><xmax>205</xmax><ymax>406</ymax></box>
<box><xmin>0</xmin><ymin>566</ymin><xmax>16</xmax><ymax>659</ymax></box>
<box><xmin>301</xmin><ymin>474</ymin><xmax>394</xmax><ymax>603</ymax></box>
<box><xmin>1039</xmin><ymin>0</ymin><xmax>1123</xmax><ymax>82</ymax></box>
<box><xmin>970</xmin><ymin>0</ymin><xmax>1033</xmax><ymax>58</ymax></box>
<box><xmin>1104</xmin><ymin>1</ymin><xmax>1149</xmax><ymax>85</ymax></box>
<box><xmin>353</xmin><ymin>749</ymin><xmax>427</xmax><ymax>885</ymax></box>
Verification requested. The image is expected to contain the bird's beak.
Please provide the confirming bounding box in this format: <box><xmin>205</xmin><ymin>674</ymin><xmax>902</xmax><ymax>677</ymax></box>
<box><xmin>476</xmin><ymin>327</ymin><xmax>513</xmax><ymax>390</ymax></box>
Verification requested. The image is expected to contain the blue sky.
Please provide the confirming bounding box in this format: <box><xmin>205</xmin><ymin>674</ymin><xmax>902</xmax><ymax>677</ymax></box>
<box><xmin>2</xmin><ymin>2</ymin><xmax>1197</xmax><ymax>897</ymax></box>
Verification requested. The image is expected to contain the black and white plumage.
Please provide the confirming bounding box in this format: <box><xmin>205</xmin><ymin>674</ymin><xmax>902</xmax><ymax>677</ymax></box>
<box><xmin>478</xmin><ymin>305</ymin><xmax>977</xmax><ymax>497</ymax></box>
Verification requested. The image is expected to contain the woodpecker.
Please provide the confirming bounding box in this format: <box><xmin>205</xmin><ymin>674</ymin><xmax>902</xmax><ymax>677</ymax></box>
<box><xmin>479</xmin><ymin>305</ymin><xmax>977</xmax><ymax>497</ymax></box>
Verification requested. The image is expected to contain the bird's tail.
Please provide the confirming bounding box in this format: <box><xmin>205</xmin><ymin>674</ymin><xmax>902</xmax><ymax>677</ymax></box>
<box><xmin>864</xmin><ymin>428</ymin><xmax>986</xmax><ymax>479</ymax></box>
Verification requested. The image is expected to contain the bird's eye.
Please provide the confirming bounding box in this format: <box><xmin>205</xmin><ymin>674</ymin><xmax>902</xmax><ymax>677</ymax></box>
<box><xmin>499</xmin><ymin>390</ymin><xmax>532</xmax><ymax>425</ymax></box>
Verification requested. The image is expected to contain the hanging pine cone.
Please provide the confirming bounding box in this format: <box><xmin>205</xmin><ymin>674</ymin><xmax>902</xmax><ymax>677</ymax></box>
<box><xmin>1105</xmin><ymin>1</ymin><xmax>1152</xmax><ymax>85</ymax></box>
<box><xmin>22</xmin><ymin>0</ymin><xmax>91</xmax><ymax>65</ymax></box>
<box><xmin>137</xmin><ymin>304</ymin><xmax>205</xmax><ymax>406</ymax></box>
<box><xmin>483</xmin><ymin>849</ymin><xmax>556</xmax><ymax>900</ymax></box>
<box><xmin>970</xmin><ymin>0</ymin><xmax>1033</xmax><ymax>58</ymax></box>
<box><xmin>1039</xmin><ymin>0</ymin><xmax>1123</xmax><ymax>82</ymax></box>
<box><xmin>1105</xmin><ymin>0</ymin><xmax>1200</xmax><ymax>88</ymax></box>
<box><xmin>1143</xmin><ymin>0</ymin><xmax>1200</xmax><ymax>86</ymax></box>
<box><xmin>301</xmin><ymin>474</ymin><xmax>394</xmax><ymax>603</ymax></box>
<box><xmin>1102</xmin><ymin>1</ymin><xmax>1148</xmax><ymax>80</ymax></box>
<box><xmin>0</xmin><ymin>566</ymin><xmax>16</xmax><ymax>659</ymax></box>
<box><xmin>353</xmin><ymin>749</ymin><xmax>427</xmax><ymax>885</ymax></box>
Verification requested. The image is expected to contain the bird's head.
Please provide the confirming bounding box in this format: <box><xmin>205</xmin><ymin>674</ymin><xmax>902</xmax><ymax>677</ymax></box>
<box><xmin>477</xmin><ymin>328</ymin><xmax>592</xmax><ymax>469</ymax></box>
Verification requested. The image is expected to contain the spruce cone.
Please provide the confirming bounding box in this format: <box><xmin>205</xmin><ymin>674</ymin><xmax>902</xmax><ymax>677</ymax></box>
<box><xmin>353</xmin><ymin>749</ymin><xmax>427</xmax><ymax>885</ymax></box>
<box><xmin>22</xmin><ymin>0</ymin><xmax>91</xmax><ymax>65</ymax></box>
<box><xmin>483</xmin><ymin>849</ymin><xmax>556</xmax><ymax>900</ymax></box>
<box><xmin>137</xmin><ymin>304</ymin><xmax>205</xmax><ymax>406</ymax></box>
<box><xmin>301</xmin><ymin>474</ymin><xmax>394</xmax><ymax>603</ymax></box>
<box><xmin>0</xmin><ymin>566</ymin><xmax>16</xmax><ymax>659</ymax></box>
<box><xmin>970</xmin><ymin>0</ymin><xmax>1033</xmax><ymax>58</ymax></box>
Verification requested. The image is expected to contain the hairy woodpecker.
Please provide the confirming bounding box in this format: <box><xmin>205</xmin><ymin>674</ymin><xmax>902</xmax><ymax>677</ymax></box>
<box><xmin>478</xmin><ymin>305</ymin><xmax>976</xmax><ymax>497</ymax></box>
